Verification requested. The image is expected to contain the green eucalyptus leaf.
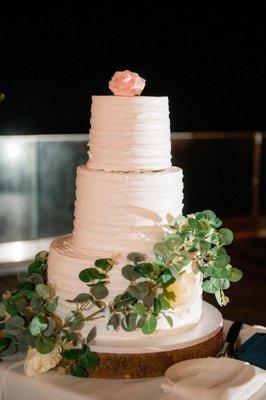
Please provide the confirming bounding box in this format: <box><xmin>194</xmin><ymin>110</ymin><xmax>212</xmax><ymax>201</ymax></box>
<box><xmin>211</xmin><ymin>267</ymin><xmax>231</xmax><ymax>279</ymax></box>
<box><xmin>153</xmin><ymin>242</ymin><xmax>170</xmax><ymax>264</ymax></box>
<box><xmin>127</xmin><ymin>252</ymin><xmax>146</xmax><ymax>264</ymax></box>
<box><xmin>164</xmin><ymin>235</ymin><xmax>184</xmax><ymax>248</ymax></box>
<box><xmin>79</xmin><ymin>268</ymin><xmax>105</xmax><ymax>283</ymax></box>
<box><xmin>35</xmin><ymin>251</ymin><xmax>49</xmax><ymax>262</ymax></box>
<box><xmin>155</xmin><ymin>255</ymin><xmax>166</xmax><ymax>267</ymax></box>
<box><xmin>63</xmin><ymin>348</ymin><xmax>83</xmax><ymax>360</ymax></box>
<box><xmin>28</xmin><ymin>260</ymin><xmax>44</xmax><ymax>275</ymax></box>
<box><xmin>213</xmin><ymin>254</ymin><xmax>231</xmax><ymax>269</ymax></box>
<box><xmin>34</xmin><ymin>336</ymin><xmax>55</xmax><ymax>354</ymax></box>
<box><xmin>200</xmin><ymin>240</ymin><xmax>212</xmax><ymax>252</ymax></box>
<box><xmin>43</xmin><ymin>318</ymin><xmax>56</xmax><ymax>337</ymax></box>
<box><xmin>199</xmin><ymin>210</ymin><xmax>222</xmax><ymax>228</ymax></box>
<box><xmin>195</xmin><ymin>211</ymin><xmax>206</xmax><ymax>220</ymax></box>
<box><xmin>112</xmin><ymin>292</ymin><xmax>135</xmax><ymax>309</ymax></box>
<box><xmin>61</xmin><ymin>330</ymin><xmax>77</xmax><ymax>343</ymax></box>
<box><xmin>141</xmin><ymin>315</ymin><xmax>157</xmax><ymax>335</ymax></box>
<box><xmin>70</xmin><ymin>365</ymin><xmax>88</xmax><ymax>378</ymax></box>
<box><xmin>17</xmin><ymin>282</ymin><xmax>35</xmax><ymax>291</ymax></box>
<box><xmin>200</xmin><ymin>264</ymin><xmax>214</xmax><ymax>277</ymax></box>
<box><xmin>5</xmin><ymin>316</ymin><xmax>25</xmax><ymax>335</ymax></box>
<box><xmin>112</xmin><ymin>294</ymin><xmax>124</xmax><ymax>310</ymax></box>
<box><xmin>134</xmin><ymin>263</ymin><xmax>153</xmax><ymax>278</ymax></box>
<box><xmin>203</xmin><ymin>210</ymin><xmax>216</xmax><ymax>220</ymax></box>
<box><xmin>152</xmin><ymin>262</ymin><xmax>161</xmax><ymax>276</ymax></box>
<box><xmin>107</xmin><ymin>313</ymin><xmax>120</xmax><ymax>332</ymax></box>
<box><xmin>90</xmin><ymin>284</ymin><xmax>109</xmax><ymax>300</ymax></box>
<box><xmin>160</xmin><ymin>269</ymin><xmax>175</xmax><ymax>286</ymax></box>
<box><xmin>218</xmin><ymin>228</ymin><xmax>234</xmax><ymax>245</ymax></box>
<box><xmin>158</xmin><ymin>294</ymin><xmax>171</xmax><ymax>310</ymax></box>
<box><xmin>128</xmin><ymin>282</ymin><xmax>150</xmax><ymax>300</ymax></box>
<box><xmin>17</xmin><ymin>334</ymin><xmax>34</xmax><ymax>353</ymax></box>
<box><xmin>31</xmin><ymin>273</ymin><xmax>43</xmax><ymax>284</ymax></box>
<box><xmin>17</xmin><ymin>272</ymin><xmax>31</xmax><ymax>283</ymax></box>
<box><xmin>5</xmin><ymin>304</ymin><xmax>19</xmax><ymax>317</ymax></box>
<box><xmin>188</xmin><ymin>218</ymin><xmax>202</xmax><ymax>232</ymax></box>
<box><xmin>30</xmin><ymin>296</ymin><xmax>43</xmax><ymax>313</ymax></box>
<box><xmin>142</xmin><ymin>293</ymin><xmax>155</xmax><ymax>307</ymax></box>
<box><xmin>65</xmin><ymin>311</ymin><xmax>84</xmax><ymax>331</ymax></box>
<box><xmin>78</xmin><ymin>351</ymin><xmax>99</xmax><ymax>369</ymax></box>
<box><xmin>0</xmin><ymin>302</ymin><xmax>6</xmax><ymax>319</ymax></box>
<box><xmin>202</xmin><ymin>280</ymin><xmax>218</xmax><ymax>294</ymax></box>
<box><xmin>212</xmin><ymin>278</ymin><xmax>230</xmax><ymax>290</ymax></box>
<box><xmin>121</xmin><ymin>313</ymin><xmax>138</xmax><ymax>332</ymax></box>
<box><xmin>72</xmin><ymin>293</ymin><xmax>92</xmax><ymax>303</ymax></box>
<box><xmin>15</xmin><ymin>298</ymin><xmax>31</xmax><ymax>317</ymax></box>
<box><xmin>95</xmin><ymin>258</ymin><xmax>113</xmax><ymax>272</ymax></box>
<box><xmin>87</xmin><ymin>326</ymin><xmax>97</xmax><ymax>343</ymax></box>
<box><xmin>217</xmin><ymin>246</ymin><xmax>227</xmax><ymax>255</ymax></box>
<box><xmin>229</xmin><ymin>268</ymin><xmax>243</xmax><ymax>282</ymax></box>
<box><xmin>35</xmin><ymin>284</ymin><xmax>52</xmax><ymax>300</ymax></box>
<box><xmin>198</xmin><ymin>219</ymin><xmax>210</xmax><ymax>232</ymax></box>
<box><xmin>29</xmin><ymin>316</ymin><xmax>48</xmax><ymax>336</ymax></box>
<box><xmin>6</xmin><ymin>291</ymin><xmax>23</xmax><ymax>305</ymax></box>
<box><xmin>1</xmin><ymin>335</ymin><xmax>17</xmax><ymax>356</ymax></box>
<box><xmin>46</xmin><ymin>297</ymin><xmax>59</xmax><ymax>313</ymax></box>
<box><xmin>179</xmin><ymin>251</ymin><xmax>191</xmax><ymax>267</ymax></box>
<box><xmin>137</xmin><ymin>316</ymin><xmax>146</xmax><ymax>328</ymax></box>
<box><xmin>0</xmin><ymin>337</ymin><xmax>11</xmax><ymax>352</ymax></box>
<box><xmin>132</xmin><ymin>302</ymin><xmax>146</xmax><ymax>316</ymax></box>
<box><xmin>165</xmin><ymin>315</ymin><xmax>174</xmax><ymax>327</ymax></box>
<box><xmin>122</xmin><ymin>265</ymin><xmax>141</xmax><ymax>281</ymax></box>
<box><xmin>153</xmin><ymin>298</ymin><xmax>161</xmax><ymax>315</ymax></box>
<box><xmin>23</xmin><ymin>290</ymin><xmax>39</xmax><ymax>300</ymax></box>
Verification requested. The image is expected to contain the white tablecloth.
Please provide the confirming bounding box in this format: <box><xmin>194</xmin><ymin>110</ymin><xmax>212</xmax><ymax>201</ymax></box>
<box><xmin>0</xmin><ymin>320</ymin><xmax>265</xmax><ymax>400</ymax></box>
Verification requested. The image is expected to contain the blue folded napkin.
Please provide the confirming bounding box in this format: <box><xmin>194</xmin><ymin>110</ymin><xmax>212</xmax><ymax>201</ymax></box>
<box><xmin>235</xmin><ymin>333</ymin><xmax>266</xmax><ymax>370</ymax></box>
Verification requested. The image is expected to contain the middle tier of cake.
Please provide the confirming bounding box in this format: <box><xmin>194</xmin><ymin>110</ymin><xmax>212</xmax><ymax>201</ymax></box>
<box><xmin>71</xmin><ymin>165</ymin><xmax>183</xmax><ymax>255</ymax></box>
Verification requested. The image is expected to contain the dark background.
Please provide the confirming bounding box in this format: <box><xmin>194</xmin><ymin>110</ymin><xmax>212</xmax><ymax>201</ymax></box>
<box><xmin>1</xmin><ymin>4</ymin><xmax>266</xmax><ymax>134</ymax></box>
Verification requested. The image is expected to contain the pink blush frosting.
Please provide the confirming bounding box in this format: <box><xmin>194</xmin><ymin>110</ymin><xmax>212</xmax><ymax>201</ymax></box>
<box><xmin>109</xmin><ymin>70</ymin><xmax>146</xmax><ymax>96</ymax></box>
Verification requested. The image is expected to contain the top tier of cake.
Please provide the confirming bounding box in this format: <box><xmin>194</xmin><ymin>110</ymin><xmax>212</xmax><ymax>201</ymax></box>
<box><xmin>88</xmin><ymin>96</ymin><xmax>171</xmax><ymax>172</ymax></box>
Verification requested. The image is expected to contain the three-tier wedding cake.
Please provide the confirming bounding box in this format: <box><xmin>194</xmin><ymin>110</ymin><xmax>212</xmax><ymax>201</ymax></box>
<box><xmin>48</xmin><ymin>71</ymin><xmax>202</xmax><ymax>343</ymax></box>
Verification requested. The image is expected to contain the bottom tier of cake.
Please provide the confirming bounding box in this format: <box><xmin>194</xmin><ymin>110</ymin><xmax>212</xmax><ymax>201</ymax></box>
<box><xmin>48</xmin><ymin>234</ymin><xmax>203</xmax><ymax>343</ymax></box>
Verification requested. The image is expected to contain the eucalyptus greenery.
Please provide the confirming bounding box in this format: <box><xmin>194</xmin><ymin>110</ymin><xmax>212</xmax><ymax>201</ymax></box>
<box><xmin>0</xmin><ymin>251</ymin><xmax>100</xmax><ymax>377</ymax></box>
<box><xmin>0</xmin><ymin>210</ymin><xmax>243</xmax><ymax>377</ymax></box>
<box><xmin>76</xmin><ymin>210</ymin><xmax>243</xmax><ymax>336</ymax></box>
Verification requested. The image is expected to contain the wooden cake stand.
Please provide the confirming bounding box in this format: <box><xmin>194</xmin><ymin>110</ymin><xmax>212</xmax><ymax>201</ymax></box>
<box><xmin>89</xmin><ymin>302</ymin><xmax>223</xmax><ymax>379</ymax></box>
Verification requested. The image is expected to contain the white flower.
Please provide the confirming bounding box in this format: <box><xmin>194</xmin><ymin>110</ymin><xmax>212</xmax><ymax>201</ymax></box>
<box><xmin>24</xmin><ymin>345</ymin><xmax>62</xmax><ymax>377</ymax></box>
<box><xmin>167</xmin><ymin>273</ymin><xmax>199</xmax><ymax>306</ymax></box>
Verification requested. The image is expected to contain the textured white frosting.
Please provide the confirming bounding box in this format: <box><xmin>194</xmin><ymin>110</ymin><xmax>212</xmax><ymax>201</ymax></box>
<box><xmin>71</xmin><ymin>165</ymin><xmax>183</xmax><ymax>255</ymax></box>
<box><xmin>88</xmin><ymin>96</ymin><xmax>171</xmax><ymax>172</ymax></box>
<box><xmin>48</xmin><ymin>235</ymin><xmax>202</xmax><ymax>343</ymax></box>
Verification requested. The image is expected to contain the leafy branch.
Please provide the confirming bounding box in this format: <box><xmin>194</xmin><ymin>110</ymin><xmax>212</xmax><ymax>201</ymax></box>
<box><xmin>0</xmin><ymin>252</ymin><xmax>102</xmax><ymax>377</ymax></box>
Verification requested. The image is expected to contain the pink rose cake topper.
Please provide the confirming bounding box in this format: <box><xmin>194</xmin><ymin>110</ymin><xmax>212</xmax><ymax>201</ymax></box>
<box><xmin>109</xmin><ymin>70</ymin><xmax>146</xmax><ymax>96</ymax></box>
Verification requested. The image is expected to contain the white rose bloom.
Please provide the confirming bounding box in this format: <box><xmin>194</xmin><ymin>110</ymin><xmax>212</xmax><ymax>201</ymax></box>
<box><xmin>168</xmin><ymin>273</ymin><xmax>199</xmax><ymax>307</ymax></box>
<box><xmin>24</xmin><ymin>344</ymin><xmax>62</xmax><ymax>377</ymax></box>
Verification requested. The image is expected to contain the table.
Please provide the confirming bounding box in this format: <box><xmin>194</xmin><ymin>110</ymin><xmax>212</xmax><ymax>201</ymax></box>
<box><xmin>0</xmin><ymin>320</ymin><xmax>265</xmax><ymax>400</ymax></box>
